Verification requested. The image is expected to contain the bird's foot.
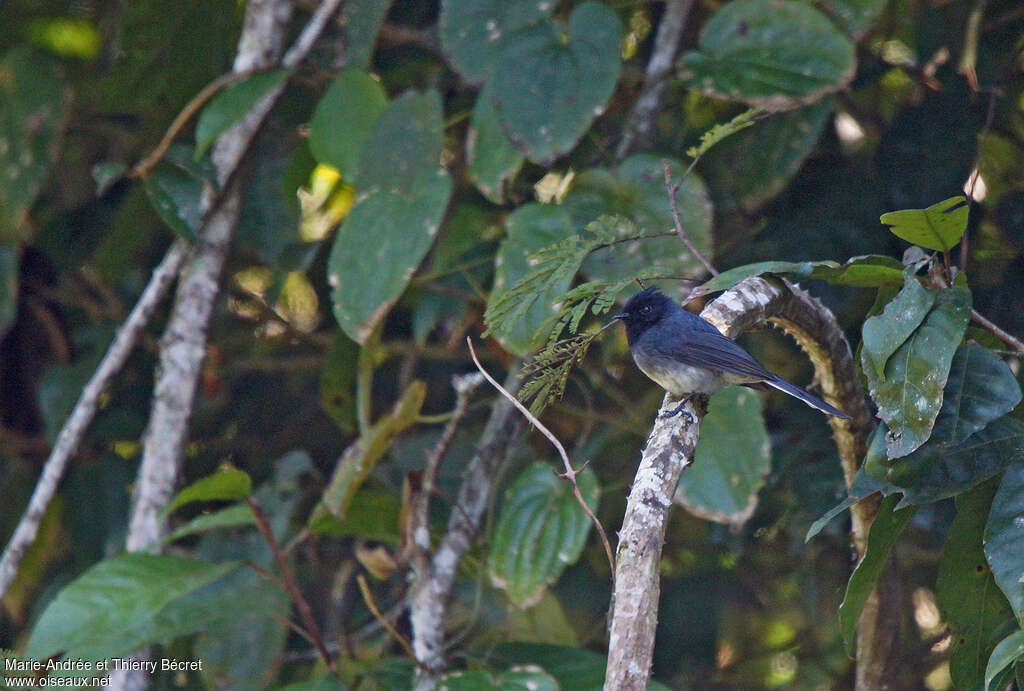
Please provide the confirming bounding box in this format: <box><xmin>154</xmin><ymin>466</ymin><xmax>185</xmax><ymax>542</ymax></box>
<box><xmin>659</xmin><ymin>394</ymin><xmax>696</xmax><ymax>422</ymax></box>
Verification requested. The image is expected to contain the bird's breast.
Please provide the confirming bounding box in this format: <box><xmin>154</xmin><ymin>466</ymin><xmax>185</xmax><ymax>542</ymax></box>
<box><xmin>632</xmin><ymin>349</ymin><xmax>725</xmax><ymax>396</ymax></box>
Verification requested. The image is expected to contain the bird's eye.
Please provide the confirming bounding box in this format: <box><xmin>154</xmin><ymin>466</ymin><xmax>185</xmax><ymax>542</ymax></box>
<box><xmin>640</xmin><ymin>305</ymin><xmax>652</xmax><ymax>314</ymax></box>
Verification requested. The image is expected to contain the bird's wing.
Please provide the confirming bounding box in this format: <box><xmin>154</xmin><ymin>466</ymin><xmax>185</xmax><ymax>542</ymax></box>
<box><xmin>652</xmin><ymin>314</ymin><xmax>772</xmax><ymax>381</ymax></box>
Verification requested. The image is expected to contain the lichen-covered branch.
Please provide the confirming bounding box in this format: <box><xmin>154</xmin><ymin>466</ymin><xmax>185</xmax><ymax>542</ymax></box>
<box><xmin>605</xmin><ymin>276</ymin><xmax>877</xmax><ymax>690</ymax></box>
<box><xmin>409</xmin><ymin>366</ymin><xmax>523</xmax><ymax>691</ymax></box>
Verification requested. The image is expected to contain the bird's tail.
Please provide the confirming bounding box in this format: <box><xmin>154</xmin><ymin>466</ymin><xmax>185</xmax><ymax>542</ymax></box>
<box><xmin>764</xmin><ymin>376</ymin><xmax>851</xmax><ymax>419</ymax></box>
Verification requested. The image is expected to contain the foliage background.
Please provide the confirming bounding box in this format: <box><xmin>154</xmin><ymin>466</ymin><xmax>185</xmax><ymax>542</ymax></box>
<box><xmin>0</xmin><ymin>0</ymin><xmax>1022</xmax><ymax>689</ymax></box>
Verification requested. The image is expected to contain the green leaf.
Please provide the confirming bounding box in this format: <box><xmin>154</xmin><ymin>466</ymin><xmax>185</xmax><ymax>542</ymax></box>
<box><xmin>467</xmin><ymin>81</ymin><xmax>525</xmax><ymax>204</ymax></box>
<box><xmin>696</xmin><ymin>259</ymin><xmax>835</xmax><ymax>294</ymax></box>
<box><xmin>307</xmin><ymin>485</ymin><xmax>401</xmax><ymax>544</ymax></box>
<box><xmin>485</xmin><ymin>204</ymin><xmax>577</xmax><ymax>355</ymax></box>
<box><xmin>143</xmin><ymin>159</ymin><xmax>204</xmax><ymax>243</ymax></box>
<box><xmin>937</xmin><ymin>484</ymin><xmax>1017</xmax><ymax>691</ymax></box>
<box><xmin>329</xmin><ymin>171</ymin><xmax>451</xmax><ymax>343</ymax></box>
<box><xmin>942</xmin><ymin>343</ymin><xmax>1022</xmax><ymax>444</ymax></box>
<box><xmin>985</xmin><ymin>461</ymin><xmax>1024</xmax><ymax>626</ymax></box>
<box><xmin>809</xmin><ymin>254</ymin><xmax>906</xmax><ymax>287</ymax></box>
<box><xmin>195</xmin><ymin>68</ymin><xmax>289</xmax><ymax>158</ymax></box>
<box><xmin>167</xmin><ymin>467</ymin><xmax>253</xmax><ymax>513</ymax></box>
<box><xmin>491</xmin><ymin>643</ymin><xmax>606</xmax><ymax>691</ymax></box>
<box><xmin>811</xmin><ymin>0</ymin><xmax>886</xmax><ymax>37</ymax></box>
<box><xmin>986</xmin><ymin>630</ymin><xmax>1024</xmax><ymax>691</ymax></box>
<box><xmin>26</xmin><ymin>554</ymin><xmax>242</xmax><ymax>660</ymax></box>
<box><xmin>320</xmin><ymin>331</ymin><xmax>360</xmax><ymax>434</ymax></box>
<box><xmin>341</xmin><ymin>0</ymin><xmax>393</xmax><ymax>69</ymax></box>
<box><xmin>567</xmin><ymin>155</ymin><xmax>713</xmax><ymax>283</ymax></box>
<box><xmin>489</xmin><ymin>462</ymin><xmax>599</xmax><ymax>606</ymax></box>
<box><xmin>805</xmin><ymin>467</ymin><xmax>887</xmax><ymax>541</ymax></box>
<box><xmin>439</xmin><ymin>0</ymin><xmax>551</xmax><ymax>84</ymax></box>
<box><xmin>880</xmin><ymin>195</ymin><xmax>969</xmax><ymax>252</ymax></box>
<box><xmin>310</xmin><ymin>381</ymin><xmax>425</xmax><ymax>526</ymax></box>
<box><xmin>837</xmin><ymin>494</ymin><xmax>915</xmax><ymax>655</ymax></box>
<box><xmin>356</xmin><ymin>90</ymin><xmax>444</xmax><ymax>194</ymax></box>
<box><xmin>686</xmin><ymin>108</ymin><xmax>763</xmax><ymax>159</ymax></box>
<box><xmin>677</xmin><ymin>387</ymin><xmax>772</xmax><ymax>526</ymax></box>
<box><xmin>863</xmin><ymin>285</ymin><xmax>971</xmax><ymax>459</ymax></box>
<box><xmin>699</xmin><ymin>98</ymin><xmax>834</xmax><ymax>214</ymax></box>
<box><xmin>439</xmin><ymin>666</ymin><xmax>559</xmax><ymax>691</ymax></box>
<box><xmin>308</xmin><ymin>68</ymin><xmax>387</xmax><ymax>179</ymax></box>
<box><xmin>164</xmin><ymin>503</ymin><xmax>256</xmax><ymax>544</ymax></box>
<box><xmin>679</xmin><ymin>0</ymin><xmax>855</xmax><ymax>109</ymax></box>
<box><xmin>92</xmin><ymin>161</ymin><xmax>128</xmax><ymax>196</ymax></box>
<box><xmin>860</xmin><ymin>272</ymin><xmax>935</xmax><ymax>379</ymax></box>
<box><xmin>489</xmin><ymin>2</ymin><xmax>621</xmax><ymax>164</ymax></box>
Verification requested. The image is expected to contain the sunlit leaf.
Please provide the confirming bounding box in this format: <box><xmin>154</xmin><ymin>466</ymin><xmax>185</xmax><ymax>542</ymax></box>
<box><xmin>167</xmin><ymin>467</ymin><xmax>253</xmax><ymax>513</ymax></box>
<box><xmin>880</xmin><ymin>195</ymin><xmax>969</xmax><ymax>252</ymax></box>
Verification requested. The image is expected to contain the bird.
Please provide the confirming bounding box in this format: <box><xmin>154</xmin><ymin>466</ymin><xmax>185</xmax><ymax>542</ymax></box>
<box><xmin>613</xmin><ymin>287</ymin><xmax>850</xmax><ymax>420</ymax></box>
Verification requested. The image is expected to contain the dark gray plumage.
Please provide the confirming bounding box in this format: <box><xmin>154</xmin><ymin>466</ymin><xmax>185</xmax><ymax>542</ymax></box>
<box><xmin>613</xmin><ymin>287</ymin><xmax>850</xmax><ymax>419</ymax></box>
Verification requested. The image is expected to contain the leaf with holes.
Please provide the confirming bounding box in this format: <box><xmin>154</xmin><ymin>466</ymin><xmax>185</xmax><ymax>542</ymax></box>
<box><xmin>861</xmin><ymin>272</ymin><xmax>935</xmax><ymax>379</ymax></box>
<box><xmin>880</xmin><ymin>195</ymin><xmax>969</xmax><ymax>252</ymax></box>
<box><xmin>489</xmin><ymin>462</ymin><xmax>599</xmax><ymax>607</ymax></box>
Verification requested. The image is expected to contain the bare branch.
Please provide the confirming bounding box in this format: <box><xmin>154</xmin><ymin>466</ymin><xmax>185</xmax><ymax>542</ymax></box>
<box><xmin>467</xmin><ymin>339</ymin><xmax>615</xmax><ymax>576</ymax></box>
<box><xmin>0</xmin><ymin>239</ymin><xmax>188</xmax><ymax>600</ymax></box>
<box><xmin>971</xmin><ymin>308</ymin><xmax>1024</xmax><ymax>355</ymax></box>
<box><xmin>616</xmin><ymin>0</ymin><xmax>694</xmax><ymax>158</ymax></box>
<box><xmin>663</xmin><ymin>160</ymin><xmax>718</xmax><ymax>276</ymax></box>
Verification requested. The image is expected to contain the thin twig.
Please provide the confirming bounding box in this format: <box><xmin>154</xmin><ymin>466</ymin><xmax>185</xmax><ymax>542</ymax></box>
<box><xmin>962</xmin><ymin>90</ymin><xmax>999</xmax><ymax>268</ymax></box>
<box><xmin>663</xmin><ymin>159</ymin><xmax>718</xmax><ymax>276</ymax></box>
<box><xmin>971</xmin><ymin>309</ymin><xmax>1024</xmax><ymax>355</ymax></box>
<box><xmin>466</xmin><ymin>339</ymin><xmax>615</xmax><ymax>577</ymax></box>
<box><xmin>0</xmin><ymin>239</ymin><xmax>189</xmax><ymax>600</ymax></box>
<box><xmin>131</xmin><ymin>72</ymin><xmax>249</xmax><ymax>179</ymax></box>
<box><xmin>248</xmin><ymin>498</ymin><xmax>335</xmax><ymax>670</ymax></box>
<box><xmin>357</xmin><ymin>574</ymin><xmax>420</xmax><ymax>664</ymax></box>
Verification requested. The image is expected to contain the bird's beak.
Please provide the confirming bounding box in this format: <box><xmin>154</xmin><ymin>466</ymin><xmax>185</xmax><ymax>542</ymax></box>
<box><xmin>611</xmin><ymin>313</ymin><xmax>627</xmax><ymax>320</ymax></box>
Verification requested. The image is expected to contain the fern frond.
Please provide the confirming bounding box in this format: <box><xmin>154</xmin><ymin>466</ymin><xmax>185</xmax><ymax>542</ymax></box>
<box><xmin>686</xmin><ymin>108</ymin><xmax>763</xmax><ymax>160</ymax></box>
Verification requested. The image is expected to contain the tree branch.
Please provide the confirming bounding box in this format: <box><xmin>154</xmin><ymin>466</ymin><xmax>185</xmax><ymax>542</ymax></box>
<box><xmin>604</xmin><ymin>276</ymin><xmax>878</xmax><ymax>689</ymax></box>
<box><xmin>409</xmin><ymin>364</ymin><xmax>524</xmax><ymax>690</ymax></box>
<box><xmin>0</xmin><ymin>240</ymin><xmax>188</xmax><ymax>600</ymax></box>
<box><xmin>616</xmin><ymin>0</ymin><xmax>694</xmax><ymax>159</ymax></box>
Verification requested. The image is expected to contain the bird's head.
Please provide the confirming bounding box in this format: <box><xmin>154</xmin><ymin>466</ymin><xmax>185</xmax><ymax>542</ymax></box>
<box><xmin>612</xmin><ymin>287</ymin><xmax>674</xmax><ymax>343</ymax></box>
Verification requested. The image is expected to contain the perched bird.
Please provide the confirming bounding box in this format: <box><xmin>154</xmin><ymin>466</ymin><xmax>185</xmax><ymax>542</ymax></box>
<box><xmin>613</xmin><ymin>287</ymin><xmax>850</xmax><ymax>419</ymax></box>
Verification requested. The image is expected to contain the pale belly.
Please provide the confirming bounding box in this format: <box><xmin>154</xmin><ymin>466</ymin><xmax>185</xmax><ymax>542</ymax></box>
<box><xmin>633</xmin><ymin>350</ymin><xmax>731</xmax><ymax>396</ymax></box>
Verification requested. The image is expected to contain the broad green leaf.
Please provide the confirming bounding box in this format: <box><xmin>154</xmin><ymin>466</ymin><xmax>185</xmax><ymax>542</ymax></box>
<box><xmin>167</xmin><ymin>467</ymin><xmax>252</xmax><ymax>513</ymax></box>
<box><xmin>679</xmin><ymin>0</ymin><xmax>855</xmax><ymax>109</ymax></box>
<box><xmin>307</xmin><ymin>485</ymin><xmax>401</xmax><ymax>544</ymax></box>
<box><xmin>467</xmin><ymin>82</ymin><xmax>524</xmax><ymax>204</ymax></box>
<box><xmin>27</xmin><ymin>554</ymin><xmax>242</xmax><ymax>660</ymax></box>
<box><xmin>341</xmin><ymin>0</ymin><xmax>393</xmax><ymax>68</ymax></box>
<box><xmin>985</xmin><ymin>461</ymin><xmax>1024</xmax><ymax>626</ymax></box>
<box><xmin>489</xmin><ymin>462</ymin><xmax>599</xmax><ymax>606</ymax></box>
<box><xmin>567</xmin><ymin>155</ymin><xmax>713</xmax><ymax>283</ymax></box>
<box><xmin>506</xmin><ymin>589</ymin><xmax>579</xmax><ymax>646</ymax></box>
<box><xmin>164</xmin><ymin>503</ymin><xmax>256</xmax><ymax>544</ymax></box>
<box><xmin>308</xmin><ymin>68</ymin><xmax>387</xmax><ymax>179</ymax></box>
<box><xmin>677</xmin><ymin>387</ymin><xmax>772</xmax><ymax>526</ymax></box>
<box><xmin>356</xmin><ymin>90</ymin><xmax>444</xmax><ymax>194</ymax></box>
<box><xmin>489</xmin><ymin>2</ymin><xmax>621</xmax><ymax>164</ymax></box>
<box><xmin>195</xmin><ymin>69</ymin><xmax>289</xmax><ymax>158</ymax></box>
<box><xmin>697</xmin><ymin>260</ymin><xmax>836</xmax><ymax>294</ymax></box>
<box><xmin>942</xmin><ymin>343</ymin><xmax>1022</xmax><ymax>444</ymax></box>
<box><xmin>439</xmin><ymin>666</ymin><xmax>559</xmax><ymax>691</ymax></box>
<box><xmin>487</xmin><ymin>204</ymin><xmax>577</xmax><ymax>355</ymax></box>
<box><xmin>937</xmin><ymin>485</ymin><xmax>1016</xmax><ymax>691</ymax></box>
<box><xmin>310</xmin><ymin>381</ymin><xmax>425</xmax><ymax>526</ymax></box>
<box><xmin>860</xmin><ymin>272</ymin><xmax>935</xmax><ymax>379</ymax></box>
<box><xmin>886</xmin><ymin>415</ymin><xmax>1024</xmax><ymax>506</ymax></box>
<box><xmin>809</xmin><ymin>254</ymin><xmax>906</xmax><ymax>287</ymax></box>
<box><xmin>699</xmin><ymin>98</ymin><xmax>834</xmax><ymax>214</ymax></box>
<box><xmin>863</xmin><ymin>285</ymin><xmax>971</xmax><ymax>459</ymax></box>
<box><xmin>491</xmin><ymin>643</ymin><xmax>607</xmax><ymax>691</ymax></box>
<box><xmin>986</xmin><ymin>630</ymin><xmax>1024</xmax><ymax>691</ymax></box>
<box><xmin>837</xmin><ymin>495</ymin><xmax>915</xmax><ymax>655</ymax></box>
<box><xmin>439</xmin><ymin>0</ymin><xmax>551</xmax><ymax>84</ymax></box>
<box><xmin>320</xmin><ymin>331</ymin><xmax>360</xmax><ymax>434</ymax></box>
<box><xmin>329</xmin><ymin>170</ymin><xmax>451</xmax><ymax>343</ymax></box>
<box><xmin>880</xmin><ymin>195</ymin><xmax>969</xmax><ymax>252</ymax></box>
